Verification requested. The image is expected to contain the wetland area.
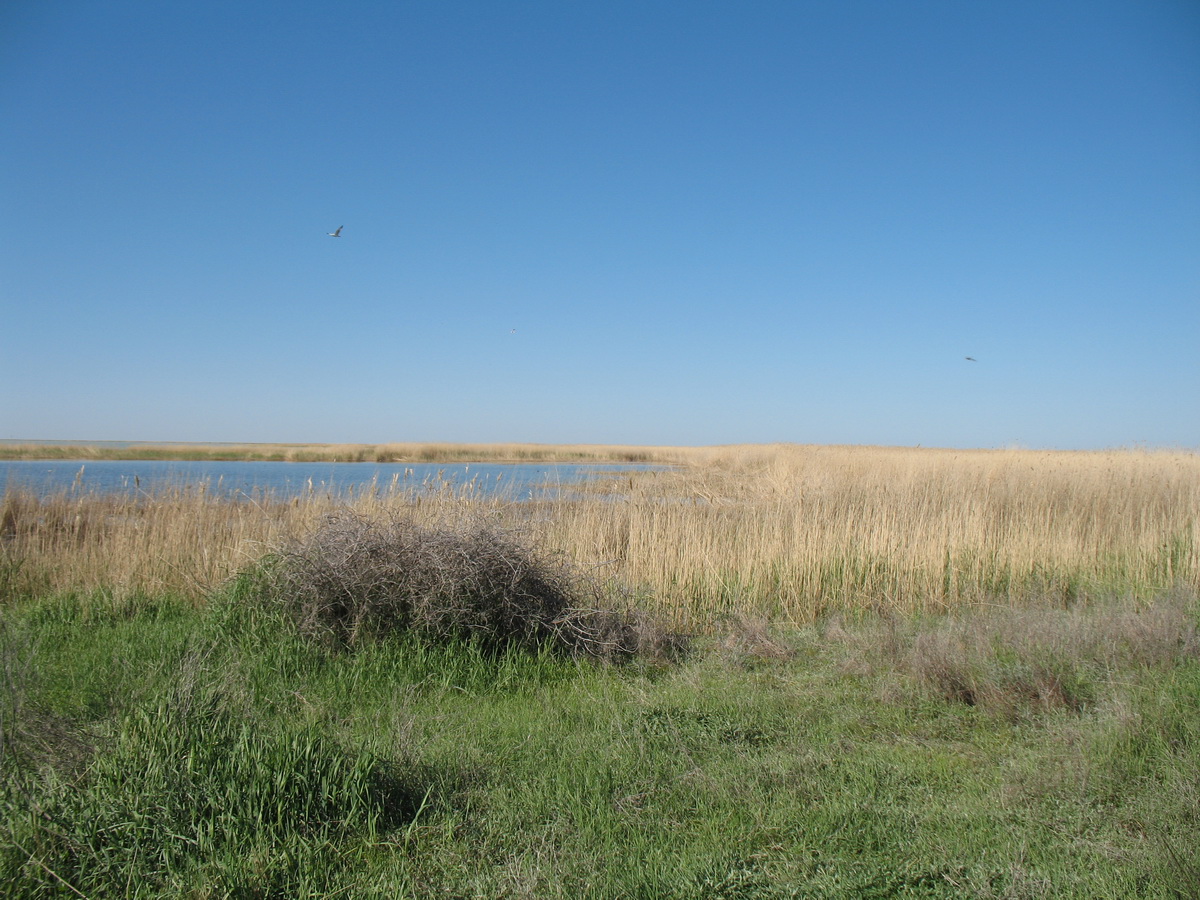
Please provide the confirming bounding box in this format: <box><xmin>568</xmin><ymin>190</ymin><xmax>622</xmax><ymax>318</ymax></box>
<box><xmin>2</xmin><ymin>442</ymin><xmax>1197</xmax><ymax>897</ymax></box>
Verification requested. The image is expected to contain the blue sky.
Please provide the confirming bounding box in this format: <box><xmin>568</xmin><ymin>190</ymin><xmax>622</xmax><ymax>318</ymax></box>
<box><xmin>2</xmin><ymin>1</ymin><xmax>1197</xmax><ymax>449</ymax></box>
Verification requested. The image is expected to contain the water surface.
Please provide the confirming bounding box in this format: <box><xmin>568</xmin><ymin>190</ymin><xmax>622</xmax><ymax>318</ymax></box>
<box><xmin>0</xmin><ymin>459</ymin><xmax>660</xmax><ymax>500</ymax></box>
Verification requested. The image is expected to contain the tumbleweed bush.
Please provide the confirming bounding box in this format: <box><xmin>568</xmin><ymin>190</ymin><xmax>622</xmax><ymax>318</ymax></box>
<box><xmin>264</xmin><ymin>510</ymin><xmax>678</xmax><ymax>660</ymax></box>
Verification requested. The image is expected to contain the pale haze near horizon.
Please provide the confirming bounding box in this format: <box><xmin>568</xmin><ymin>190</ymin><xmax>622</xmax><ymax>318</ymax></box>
<box><xmin>2</xmin><ymin>1</ymin><xmax>1197</xmax><ymax>450</ymax></box>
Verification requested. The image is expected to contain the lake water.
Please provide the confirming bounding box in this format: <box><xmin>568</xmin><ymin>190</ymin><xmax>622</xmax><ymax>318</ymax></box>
<box><xmin>0</xmin><ymin>459</ymin><xmax>661</xmax><ymax>501</ymax></box>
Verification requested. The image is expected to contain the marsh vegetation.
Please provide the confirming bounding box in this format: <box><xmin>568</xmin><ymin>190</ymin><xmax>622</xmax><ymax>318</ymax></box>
<box><xmin>2</xmin><ymin>444</ymin><xmax>1195</xmax><ymax>624</ymax></box>
<box><xmin>1</xmin><ymin>444</ymin><xmax>1197</xmax><ymax>896</ymax></box>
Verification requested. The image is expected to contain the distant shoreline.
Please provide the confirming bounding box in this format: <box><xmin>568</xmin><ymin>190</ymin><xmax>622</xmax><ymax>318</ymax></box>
<box><xmin>2</xmin><ymin>440</ymin><xmax>1192</xmax><ymax>464</ymax></box>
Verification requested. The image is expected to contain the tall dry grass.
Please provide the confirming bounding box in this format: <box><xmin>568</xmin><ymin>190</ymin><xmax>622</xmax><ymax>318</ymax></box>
<box><xmin>553</xmin><ymin>445</ymin><xmax>1200</xmax><ymax>624</ymax></box>
<box><xmin>2</xmin><ymin>445</ymin><xmax>1196</xmax><ymax>626</ymax></box>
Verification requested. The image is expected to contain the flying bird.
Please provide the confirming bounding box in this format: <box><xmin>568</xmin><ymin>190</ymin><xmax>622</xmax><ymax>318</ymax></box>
<box><xmin>965</xmin><ymin>357</ymin><xmax>977</xmax><ymax>362</ymax></box>
<box><xmin>327</xmin><ymin>226</ymin><xmax>343</xmax><ymax>237</ymax></box>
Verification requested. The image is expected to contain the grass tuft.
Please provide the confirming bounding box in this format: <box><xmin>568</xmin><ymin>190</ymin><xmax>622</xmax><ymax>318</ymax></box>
<box><xmin>0</xmin><ymin>625</ymin><xmax>432</xmax><ymax>898</ymax></box>
<box><xmin>836</xmin><ymin>590</ymin><xmax>1200</xmax><ymax>717</ymax></box>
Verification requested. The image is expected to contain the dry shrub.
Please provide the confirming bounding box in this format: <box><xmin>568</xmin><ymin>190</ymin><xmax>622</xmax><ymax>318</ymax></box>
<box><xmin>266</xmin><ymin>510</ymin><xmax>681</xmax><ymax>661</ymax></box>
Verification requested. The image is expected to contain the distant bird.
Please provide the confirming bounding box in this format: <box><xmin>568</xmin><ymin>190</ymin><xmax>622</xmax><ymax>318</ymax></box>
<box><xmin>327</xmin><ymin>226</ymin><xmax>343</xmax><ymax>237</ymax></box>
<box><xmin>965</xmin><ymin>357</ymin><xmax>977</xmax><ymax>362</ymax></box>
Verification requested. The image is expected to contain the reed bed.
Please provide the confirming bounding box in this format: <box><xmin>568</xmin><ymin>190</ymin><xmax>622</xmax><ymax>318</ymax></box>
<box><xmin>2</xmin><ymin>445</ymin><xmax>1196</xmax><ymax>626</ymax></box>
<box><xmin>554</xmin><ymin>445</ymin><xmax>1200</xmax><ymax>624</ymax></box>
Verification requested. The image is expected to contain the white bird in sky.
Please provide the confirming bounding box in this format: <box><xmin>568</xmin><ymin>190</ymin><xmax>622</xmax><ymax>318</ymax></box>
<box><xmin>327</xmin><ymin>226</ymin><xmax>343</xmax><ymax>237</ymax></box>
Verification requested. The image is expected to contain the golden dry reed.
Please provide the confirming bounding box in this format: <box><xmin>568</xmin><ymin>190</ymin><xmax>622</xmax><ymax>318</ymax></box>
<box><xmin>2</xmin><ymin>444</ymin><xmax>1196</xmax><ymax>627</ymax></box>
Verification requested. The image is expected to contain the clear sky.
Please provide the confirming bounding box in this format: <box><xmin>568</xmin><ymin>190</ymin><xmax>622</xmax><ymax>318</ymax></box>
<box><xmin>2</xmin><ymin>1</ymin><xmax>1197</xmax><ymax>449</ymax></box>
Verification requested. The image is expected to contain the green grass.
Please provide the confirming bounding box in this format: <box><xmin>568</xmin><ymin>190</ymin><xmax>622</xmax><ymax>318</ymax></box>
<box><xmin>2</xmin><ymin>586</ymin><xmax>1198</xmax><ymax>898</ymax></box>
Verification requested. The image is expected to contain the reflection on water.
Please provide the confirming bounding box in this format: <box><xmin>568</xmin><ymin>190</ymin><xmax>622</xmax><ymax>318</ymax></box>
<box><xmin>0</xmin><ymin>459</ymin><xmax>663</xmax><ymax>501</ymax></box>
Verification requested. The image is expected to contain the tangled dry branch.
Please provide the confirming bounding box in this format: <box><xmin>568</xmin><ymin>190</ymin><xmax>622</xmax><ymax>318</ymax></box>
<box><xmin>266</xmin><ymin>511</ymin><xmax>682</xmax><ymax>660</ymax></box>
